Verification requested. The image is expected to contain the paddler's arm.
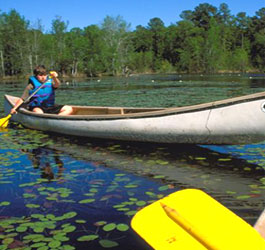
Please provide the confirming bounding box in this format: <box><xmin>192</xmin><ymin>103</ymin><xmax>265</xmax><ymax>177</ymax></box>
<box><xmin>10</xmin><ymin>84</ymin><xmax>33</xmax><ymax>114</ymax></box>
<box><xmin>50</xmin><ymin>71</ymin><xmax>60</xmax><ymax>88</ymax></box>
<box><xmin>10</xmin><ymin>98</ymin><xmax>23</xmax><ymax>114</ymax></box>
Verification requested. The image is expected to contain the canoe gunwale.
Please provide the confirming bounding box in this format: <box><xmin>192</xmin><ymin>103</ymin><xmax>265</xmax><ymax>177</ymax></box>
<box><xmin>4</xmin><ymin>92</ymin><xmax>265</xmax><ymax>121</ymax></box>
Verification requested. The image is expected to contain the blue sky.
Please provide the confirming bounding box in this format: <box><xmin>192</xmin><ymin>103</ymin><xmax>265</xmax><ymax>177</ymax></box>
<box><xmin>1</xmin><ymin>0</ymin><xmax>264</xmax><ymax>32</ymax></box>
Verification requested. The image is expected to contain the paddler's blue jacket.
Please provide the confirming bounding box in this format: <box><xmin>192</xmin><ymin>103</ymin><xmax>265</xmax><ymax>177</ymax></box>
<box><xmin>28</xmin><ymin>76</ymin><xmax>55</xmax><ymax>108</ymax></box>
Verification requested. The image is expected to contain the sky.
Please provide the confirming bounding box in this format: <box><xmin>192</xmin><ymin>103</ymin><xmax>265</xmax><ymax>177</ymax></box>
<box><xmin>1</xmin><ymin>0</ymin><xmax>264</xmax><ymax>32</ymax></box>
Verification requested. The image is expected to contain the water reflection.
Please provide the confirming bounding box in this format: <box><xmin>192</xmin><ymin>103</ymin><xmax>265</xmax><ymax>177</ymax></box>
<box><xmin>0</xmin><ymin>129</ymin><xmax>175</xmax><ymax>249</ymax></box>
<box><xmin>26</xmin><ymin>147</ymin><xmax>64</xmax><ymax>181</ymax></box>
<box><xmin>45</xmin><ymin>135</ymin><xmax>265</xmax><ymax>223</ymax></box>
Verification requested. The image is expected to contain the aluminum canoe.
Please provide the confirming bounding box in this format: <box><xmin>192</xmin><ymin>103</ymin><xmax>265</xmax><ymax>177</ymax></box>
<box><xmin>4</xmin><ymin>92</ymin><xmax>265</xmax><ymax>144</ymax></box>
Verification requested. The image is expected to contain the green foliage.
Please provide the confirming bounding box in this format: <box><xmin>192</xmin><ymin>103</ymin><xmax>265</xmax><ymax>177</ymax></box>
<box><xmin>231</xmin><ymin>48</ymin><xmax>249</xmax><ymax>72</ymax></box>
<box><xmin>204</xmin><ymin>18</ymin><xmax>223</xmax><ymax>73</ymax></box>
<box><xmin>157</xmin><ymin>60</ymin><xmax>174</xmax><ymax>73</ymax></box>
<box><xmin>0</xmin><ymin>4</ymin><xmax>264</xmax><ymax>77</ymax></box>
<box><xmin>176</xmin><ymin>21</ymin><xmax>204</xmax><ymax>73</ymax></box>
<box><xmin>129</xmin><ymin>51</ymin><xmax>153</xmax><ymax>72</ymax></box>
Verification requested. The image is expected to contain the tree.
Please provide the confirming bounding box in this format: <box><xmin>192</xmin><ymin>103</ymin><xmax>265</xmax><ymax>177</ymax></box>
<box><xmin>180</xmin><ymin>10</ymin><xmax>193</xmax><ymax>21</ymax></box>
<box><xmin>235</xmin><ymin>12</ymin><xmax>251</xmax><ymax>49</ymax></box>
<box><xmin>249</xmin><ymin>8</ymin><xmax>265</xmax><ymax>69</ymax></box>
<box><xmin>175</xmin><ymin>21</ymin><xmax>204</xmax><ymax>72</ymax></box>
<box><xmin>65</xmin><ymin>28</ymin><xmax>86</xmax><ymax>76</ymax></box>
<box><xmin>203</xmin><ymin>18</ymin><xmax>223</xmax><ymax>72</ymax></box>
<box><xmin>190</xmin><ymin>3</ymin><xmax>218</xmax><ymax>30</ymax></box>
<box><xmin>0</xmin><ymin>9</ymin><xmax>30</xmax><ymax>76</ymax></box>
<box><xmin>132</xmin><ymin>25</ymin><xmax>152</xmax><ymax>52</ymax></box>
<box><xmin>27</xmin><ymin>20</ymin><xmax>45</xmax><ymax>72</ymax></box>
<box><xmin>163</xmin><ymin>24</ymin><xmax>179</xmax><ymax>66</ymax></box>
<box><xmin>130</xmin><ymin>25</ymin><xmax>153</xmax><ymax>72</ymax></box>
<box><xmin>217</xmin><ymin>3</ymin><xmax>232</xmax><ymax>25</ymax></box>
<box><xmin>147</xmin><ymin>17</ymin><xmax>166</xmax><ymax>70</ymax></box>
<box><xmin>51</xmin><ymin>16</ymin><xmax>70</xmax><ymax>75</ymax></box>
<box><xmin>83</xmin><ymin>25</ymin><xmax>106</xmax><ymax>76</ymax></box>
<box><xmin>231</xmin><ymin>48</ymin><xmax>249</xmax><ymax>72</ymax></box>
<box><xmin>100</xmin><ymin>15</ymin><xmax>131</xmax><ymax>75</ymax></box>
<box><xmin>1</xmin><ymin>4</ymin><xmax>265</xmax><ymax>77</ymax></box>
<box><xmin>0</xmin><ymin>11</ymin><xmax>5</xmax><ymax>77</ymax></box>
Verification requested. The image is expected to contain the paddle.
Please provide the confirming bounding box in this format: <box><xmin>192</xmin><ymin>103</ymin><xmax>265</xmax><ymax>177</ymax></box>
<box><xmin>131</xmin><ymin>189</ymin><xmax>265</xmax><ymax>250</ymax></box>
<box><xmin>0</xmin><ymin>75</ymin><xmax>51</xmax><ymax>128</ymax></box>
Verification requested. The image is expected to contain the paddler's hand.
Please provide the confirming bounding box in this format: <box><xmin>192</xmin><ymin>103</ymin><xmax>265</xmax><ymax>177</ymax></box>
<box><xmin>50</xmin><ymin>71</ymin><xmax>60</xmax><ymax>88</ymax></box>
<box><xmin>10</xmin><ymin>98</ymin><xmax>23</xmax><ymax>114</ymax></box>
<box><xmin>10</xmin><ymin>108</ymin><xmax>17</xmax><ymax>115</ymax></box>
<box><xmin>49</xmin><ymin>71</ymin><xmax>58</xmax><ymax>79</ymax></box>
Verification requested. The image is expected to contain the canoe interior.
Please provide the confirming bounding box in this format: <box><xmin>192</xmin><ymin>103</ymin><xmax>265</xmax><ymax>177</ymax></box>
<box><xmin>5</xmin><ymin>91</ymin><xmax>265</xmax><ymax>118</ymax></box>
<box><xmin>71</xmin><ymin>106</ymin><xmax>163</xmax><ymax>115</ymax></box>
<box><xmin>6</xmin><ymin>95</ymin><xmax>164</xmax><ymax>116</ymax></box>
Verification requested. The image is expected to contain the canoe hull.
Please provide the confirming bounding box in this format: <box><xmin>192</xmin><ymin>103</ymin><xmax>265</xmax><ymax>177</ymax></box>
<box><xmin>4</xmin><ymin>94</ymin><xmax>265</xmax><ymax>144</ymax></box>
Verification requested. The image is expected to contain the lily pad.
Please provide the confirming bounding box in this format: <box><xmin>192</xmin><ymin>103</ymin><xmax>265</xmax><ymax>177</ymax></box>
<box><xmin>116</xmin><ymin>224</ymin><xmax>129</xmax><ymax>231</ymax></box>
<box><xmin>94</xmin><ymin>221</ymin><xmax>107</xmax><ymax>226</ymax></box>
<box><xmin>77</xmin><ymin>235</ymin><xmax>99</xmax><ymax>242</ymax></box>
<box><xmin>236</xmin><ymin>195</ymin><xmax>251</xmax><ymax>200</ymax></box>
<box><xmin>75</xmin><ymin>220</ymin><xmax>86</xmax><ymax>224</ymax></box>
<box><xmin>99</xmin><ymin>239</ymin><xmax>119</xmax><ymax>248</ymax></box>
<box><xmin>0</xmin><ymin>201</ymin><xmax>10</xmax><ymax>206</ymax></box>
<box><xmin>136</xmin><ymin>201</ymin><xmax>146</xmax><ymax>206</ymax></box>
<box><xmin>79</xmin><ymin>199</ymin><xmax>95</xmax><ymax>204</ymax></box>
<box><xmin>63</xmin><ymin>212</ymin><xmax>77</xmax><ymax>219</ymax></box>
<box><xmin>63</xmin><ymin>225</ymin><xmax>76</xmax><ymax>233</ymax></box>
<box><xmin>158</xmin><ymin>185</ymin><xmax>169</xmax><ymax>191</ymax></box>
<box><xmin>48</xmin><ymin>240</ymin><xmax>61</xmax><ymax>248</ymax></box>
<box><xmin>103</xmin><ymin>223</ymin><xmax>116</xmax><ymax>232</ymax></box>
<box><xmin>26</xmin><ymin>204</ymin><xmax>40</xmax><ymax>208</ymax></box>
<box><xmin>31</xmin><ymin>242</ymin><xmax>47</xmax><ymax>248</ymax></box>
<box><xmin>16</xmin><ymin>226</ymin><xmax>28</xmax><ymax>232</ymax></box>
<box><xmin>2</xmin><ymin>237</ymin><xmax>14</xmax><ymax>245</ymax></box>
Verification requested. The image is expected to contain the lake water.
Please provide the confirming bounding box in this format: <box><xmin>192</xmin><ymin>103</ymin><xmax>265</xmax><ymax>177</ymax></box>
<box><xmin>0</xmin><ymin>74</ymin><xmax>265</xmax><ymax>249</ymax></box>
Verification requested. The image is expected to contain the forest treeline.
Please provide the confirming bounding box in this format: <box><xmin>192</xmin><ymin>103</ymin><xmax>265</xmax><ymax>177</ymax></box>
<box><xmin>0</xmin><ymin>3</ymin><xmax>264</xmax><ymax>78</ymax></box>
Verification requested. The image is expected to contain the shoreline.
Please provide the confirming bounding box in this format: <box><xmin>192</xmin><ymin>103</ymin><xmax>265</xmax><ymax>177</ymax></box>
<box><xmin>0</xmin><ymin>70</ymin><xmax>264</xmax><ymax>82</ymax></box>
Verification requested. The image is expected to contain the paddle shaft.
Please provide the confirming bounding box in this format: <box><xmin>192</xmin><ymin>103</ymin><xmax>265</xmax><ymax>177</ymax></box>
<box><xmin>13</xmin><ymin>81</ymin><xmax>46</xmax><ymax>112</ymax></box>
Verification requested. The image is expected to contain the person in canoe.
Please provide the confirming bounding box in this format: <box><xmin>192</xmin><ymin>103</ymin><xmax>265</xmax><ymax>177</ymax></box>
<box><xmin>10</xmin><ymin>65</ymin><xmax>73</xmax><ymax>115</ymax></box>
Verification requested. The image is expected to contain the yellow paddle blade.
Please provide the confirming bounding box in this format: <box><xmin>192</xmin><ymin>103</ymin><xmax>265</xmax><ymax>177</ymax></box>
<box><xmin>131</xmin><ymin>189</ymin><xmax>265</xmax><ymax>250</ymax></box>
<box><xmin>0</xmin><ymin>114</ymin><xmax>11</xmax><ymax>128</ymax></box>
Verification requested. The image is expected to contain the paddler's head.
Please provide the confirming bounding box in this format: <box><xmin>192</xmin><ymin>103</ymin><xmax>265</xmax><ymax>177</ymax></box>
<box><xmin>34</xmin><ymin>65</ymin><xmax>48</xmax><ymax>83</ymax></box>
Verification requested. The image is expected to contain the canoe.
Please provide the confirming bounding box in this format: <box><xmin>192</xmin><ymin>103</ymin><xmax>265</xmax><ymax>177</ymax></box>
<box><xmin>4</xmin><ymin>92</ymin><xmax>265</xmax><ymax>144</ymax></box>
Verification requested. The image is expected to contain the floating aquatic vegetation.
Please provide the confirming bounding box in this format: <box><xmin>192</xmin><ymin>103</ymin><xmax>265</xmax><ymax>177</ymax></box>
<box><xmin>77</xmin><ymin>234</ymin><xmax>99</xmax><ymax>242</ymax></box>
<box><xmin>0</xmin><ymin>208</ymin><xmax>132</xmax><ymax>248</ymax></box>
<box><xmin>0</xmin><ymin>212</ymin><xmax>77</xmax><ymax>249</ymax></box>
<box><xmin>0</xmin><ymin>143</ymin><xmax>178</xmax><ymax>249</ymax></box>
<box><xmin>0</xmin><ymin>126</ymin><xmax>264</xmax><ymax>248</ymax></box>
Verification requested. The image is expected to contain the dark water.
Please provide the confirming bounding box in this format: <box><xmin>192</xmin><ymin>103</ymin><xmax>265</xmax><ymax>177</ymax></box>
<box><xmin>0</xmin><ymin>74</ymin><xmax>265</xmax><ymax>249</ymax></box>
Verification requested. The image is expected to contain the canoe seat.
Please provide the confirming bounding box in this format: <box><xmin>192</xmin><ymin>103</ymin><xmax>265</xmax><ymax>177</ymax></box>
<box><xmin>108</xmin><ymin>108</ymin><xmax>124</xmax><ymax>115</ymax></box>
<box><xmin>72</xmin><ymin>107</ymin><xmax>125</xmax><ymax>115</ymax></box>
